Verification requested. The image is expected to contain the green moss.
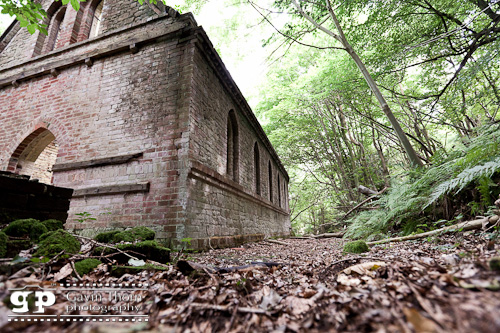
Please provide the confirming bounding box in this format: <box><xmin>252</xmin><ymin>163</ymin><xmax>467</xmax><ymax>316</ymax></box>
<box><xmin>489</xmin><ymin>257</ymin><xmax>500</xmax><ymax>271</ymax></box>
<box><xmin>111</xmin><ymin>226</ymin><xmax>155</xmax><ymax>243</ymax></box>
<box><xmin>94</xmin><ymin>230</ymin><xmax>121</xmax><ymax>243</ymax></box>
<box><xmin>35</xmin><ymin>230</ymin><xmax>81</xmax><ymax>257</ymax></box>
<box><xmin>94</xmin><ymin>240</ymin><xmax>170</xmax><ymax>263</ymax></box>
<box><xmin>3</xmin><ymin>219</ymin><xmax>48</xmax><ymax>242</ymax></box>
<box><xmin>74</xmin><ymin>259</ymin><xmax>102</xmax><ymax>276</ymax></box>
<box><xmin>111</xmin><ymin>264</ymin><xmax>167</xmax><ymax>277</ymax></box>
<box><xmin>5</xmin><ymin>239</ymin><xmax>32</xmax><ymax>258</ymax></box>
<box><xmin>41</xmin><ymin>219</ymin><xmax>64</xmax><ymax>232</ymax></box>
<box><xmin>343</xmin><ymin>240</ymin><xmax>370</xmax><ymax>254</ymax></box>
<box><xmin>0</xmin><ymin>232</ymin><xmax>7</xmax><ymax>258</ymax></box>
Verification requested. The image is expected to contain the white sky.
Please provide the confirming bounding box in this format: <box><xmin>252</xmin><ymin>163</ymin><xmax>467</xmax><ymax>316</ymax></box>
<box><xmin>0</xmin><ymin>1</ymin><xmax>276</xmax><ymax>107</ymax></box>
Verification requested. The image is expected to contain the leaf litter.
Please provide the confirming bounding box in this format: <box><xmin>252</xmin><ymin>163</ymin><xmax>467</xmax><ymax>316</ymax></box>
<box><xmin>0</xmin><ymin>231</ymin><xmax>500</xmax><ymax>332</ymax></box>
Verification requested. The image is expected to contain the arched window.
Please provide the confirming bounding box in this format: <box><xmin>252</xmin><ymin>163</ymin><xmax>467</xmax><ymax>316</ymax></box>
<box><xmin>7</xmin><ymin>128</ymin><xmax>59</xmax><ymax>185</ymax></box>
<box><xmin>278</xmin><ymin>174</ymin><xmax>281</xmax><ymax>207</ymax></box>
<box><xmin>226</xmin><ymin>110</ymin><xmax>239</xmax><ymax>182</ymax></box>
<box><xmin>89</xmin><ymin>0</ymin><xmax>104</xmax><ymax>38</ymax></box>
<box><xmin>254</xmin><ymin>142</ymin><xmax>261</xmax><ymax>195</ymax></box>
<box><xmin>268</xmin><ymin>161</ymin><xmax>273</xmax><ymax>203</ymax></box>
<box><xmin>32</xmin><ymin>2</ymin><xmax>64</xmax><ymax>56</ymax></box>
<box><xmin>44</xmin><ymin>6</ymin><xmax>67</xmax><ymax>52</ymax></box>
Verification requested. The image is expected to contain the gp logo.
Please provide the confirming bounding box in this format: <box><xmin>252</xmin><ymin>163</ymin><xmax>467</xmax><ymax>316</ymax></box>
<box><xmin>10</xmin><ymin>291</ymin><xmax>56</xmax><ymax>313</ymax></box>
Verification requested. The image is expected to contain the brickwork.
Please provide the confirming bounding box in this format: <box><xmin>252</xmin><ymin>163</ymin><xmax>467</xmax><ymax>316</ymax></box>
<box><xmin>0</xmin><ymin>1</ymin><xmax>289</xmax><ymax>248</ymax></box>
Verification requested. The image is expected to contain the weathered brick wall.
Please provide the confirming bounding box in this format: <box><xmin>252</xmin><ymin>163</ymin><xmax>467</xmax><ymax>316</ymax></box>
<box><xmin>0</xmin><ymin>0</ymin><xmax>159</xmax><ymax>68</ymax></box>
<box><xmin>185</xmin><ymin>32</ymin><xmax>291</xmax><ymax>246</ymax></box>
<box><xmin>0</xmin><ymin>2</ymin><xmax>290</xmax><ymax>248</ymax></box>
<box><xmin>0</xmin><ymin>13</ymin><xmax>195</xmax><ymax>239</ymax></box>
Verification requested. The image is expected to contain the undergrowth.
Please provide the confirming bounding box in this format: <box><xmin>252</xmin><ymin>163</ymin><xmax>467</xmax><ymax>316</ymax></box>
<box><xmin>346</xmin><ymin>123</ymin><xmax>500</xmax><ymax>239</ymax></box>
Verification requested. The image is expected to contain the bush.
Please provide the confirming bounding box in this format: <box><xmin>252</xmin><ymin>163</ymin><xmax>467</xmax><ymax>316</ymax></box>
<box><xmin>343</xmin><ymin>240</ymin><xmax>370</xmax><ymax>254</ymax></box>
<box><xmin>94</xmin><ymin>230</ymin><xmax>121</xmax><ymax>243</ymax></box>
<box><xmin>41</xmin><ymin>219</ymin><xmax>64</xmax><ymax>232</ymax></box>
<box><xmin>0</xmin><ymin>232</ymin><xmax>7</xmax><ymax>258</ymax></box>
<box><xmin>74</xmin><ymin>259</ymin><xmax>102</xmax><ymax>276</ymax></box>
<box><xmin>3</xmin><ymin>219</ymin><xmax>48</xmax><ymax>242</ymax></box>
<box><xmin>111</xmin><ymin>226</ymin><xmax>155</xmax><ymax>243</ymax></box>
<box><xmin>35</xmin><ymin>230</ymin><xmax>81</xmax><ymax>257</ymax></box>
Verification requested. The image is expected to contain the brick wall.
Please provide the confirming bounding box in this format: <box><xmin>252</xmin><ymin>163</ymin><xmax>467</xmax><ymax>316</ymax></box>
<box><xmin>0</xmin><ymin>2</ymin><xmax>290</xmax><ymax>248</ymax></box>
<box><xmin>184</xmin><ymin>31</ymin><xmax>291</xmax><ymax>246</ymax></box>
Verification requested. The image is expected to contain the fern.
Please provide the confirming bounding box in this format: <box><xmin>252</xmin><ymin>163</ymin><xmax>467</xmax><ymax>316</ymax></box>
<box><xmin>345</xmin><ymin>123</ymin><xmax>500</xmax><ymax>240</ymax></box>
<box><xmin>426</xmin><ymin>157</ymin><xmax>500</xmax><ymax>208</ymax></box>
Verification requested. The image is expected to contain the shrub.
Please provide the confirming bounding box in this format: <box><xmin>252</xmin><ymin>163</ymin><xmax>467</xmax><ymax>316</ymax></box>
<box><xmin>111</xmin><ymin>226</ymin><xmax>155</xmax><ymax>243</ymax></box>
<box><xmin>41</xmin><ymin>219</ymin><xmax>64</xmax><ymax>232</ymax></box>
<box><xmin>0</xmin><ymin>232</ymin><xmax>7</xmax><ymax>257</ymax></box>
<box><xmin>94</xmin><ymin>230</ymin><xmax>121</xmax><ymax>243</ymax></box>
<box><xmin>343</xmin><ymin>240</ymin><xmax>370</xmax><ymax>254</ymax></box>
<box><xmin>74</xmin><ymin>259</ymin><xmax>102</xmax><ymax>276</ymax></box>
<box><xmin>3</xmin><ymin>219</ymin><xmax>48</xmax><ymax>242</ymax></box>
<box><xmin>35</xmin><ymin>230</ymin><xmax>81</xmax><ymax>257</ymax></box>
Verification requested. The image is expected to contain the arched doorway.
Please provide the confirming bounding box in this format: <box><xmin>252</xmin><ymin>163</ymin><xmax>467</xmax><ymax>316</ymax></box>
<box><xmin>7</xmin><ymin>128</ymin><xmax>59</xmax><ymax>184</ymax></box>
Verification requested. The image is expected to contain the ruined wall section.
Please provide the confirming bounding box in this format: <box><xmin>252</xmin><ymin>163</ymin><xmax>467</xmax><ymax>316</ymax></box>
<box><xmin>185</xmin><ymin>31</ymin><xmax>290</xmax><ymax>247</ymax></box>
<box><xmin>0</xmin><ymin>16</ymin><xmax>196</xmax><ymax>240</ymax></box>
<box><xmin>0</xmin><ymin>0</ymin><xmax>160</xmax><ymax>68</ymax></box>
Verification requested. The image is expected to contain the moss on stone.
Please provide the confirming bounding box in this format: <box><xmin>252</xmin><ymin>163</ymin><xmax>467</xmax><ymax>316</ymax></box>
<box><xmin>3</xmin><ymin>219</ymin><xmax>48</xmax><ymax>242</ymax></box>
<box><xmin>343</xmin><ymin>240</ymin><xmax>370</xmax><ymax>254</ymax></box>
<box><xmin>111</xmin><ymin>226</ymin><xmax>156</xmax><ymax>243</ymax></box>
<box><xmin>41</xmin><ymin>219</ymin><xmax>64</xmax><ymax>232</ymax></box>
<box><xmin>5</xmin><ymin>239</ymin><xmax>32</xmax><ymax>258</ymax></box>
<box><xmin>35</xmin><ymin>230</ymin><xmax>81</xmax><ymax>257</ymax></box>
<box><xmin>94</xmin><ymin>240</ymin><xmax>170</xmax><ymax>263</ymax></box>
<box><xmin>74</xmin><ymin>259</ymin><xmax>102</xmax><ymax>276</ymax></box>
<box><xmin>489</xmin><ymin>257</ymin><xmax>500</xmax><ymax>271</ymax></box>
<box><xmin>111</xmin><ymin>264</ymin><xmax>167</xmax><ymax>277</ymax></box>
<box><xmin>0</xmin><ymin>232</ymin><xmax>7</xmax><ymax>258</ymax></box>
<box><xmin>94</xmin><ymin>230</ymin><xmax>121</xmax><ymax>243</ymax></box>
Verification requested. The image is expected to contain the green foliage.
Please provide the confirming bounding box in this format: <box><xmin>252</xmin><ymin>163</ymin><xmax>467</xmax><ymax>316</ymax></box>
<box><xmin>94</xmin><ymin>230</ymin><xmax>121</xmax><ymax>243</ymax></box>
<box><xmin>111</xmin><ymin>226</ymin><xmax>155</xmax><ymax>243</ymax></box>
<box><xmin>2</xmin><ymin>219</ymin><xmax>48</xmax><ymax>242</ymax></box>
<box><xmin>74</xmin><ymin>259</ymin><xmax>102</xmax><ymax>276</ymax></box>
<box><xmin>346</xmin><ymin>124</ymin><xmax>500</xmax><ymax>239</ymax></box>
<box><xmin>74</xmin><ymin>212</ymin><xmax>96</xmax><ymax>223</ymax></box>
<box><xmin>41</xmin><ymin>219</ymin><xmax>64</xmax><ymax>232</ymax></box>
<box><xmin>35</xmin><ymin>230</ymin><xmax>80</xmax><ymax>257</ymax></box>
<box><xmin>489</xmin><ymin>257</ymin><xmax>500</xmax><ymax>272</ymax></box>
<box><xmin>0</xmin><ymin>232</ymin><xmax>7</xmax><ymax>258</ymax></box>
<box><xmin>343</xmin><ymin>240</ymin><xmax>370</xmax><ymax>254</ymax></box>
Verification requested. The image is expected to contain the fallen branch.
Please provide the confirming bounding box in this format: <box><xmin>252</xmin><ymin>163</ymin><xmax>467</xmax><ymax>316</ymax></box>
<box><xmin>367</xmin><ymin>218</ymin><xmax>487</xmax><ymax>246</ymax></box>
<box><xmin>71</xmin><ymin>234</ymin><xmax>139</xmax><ymax>260</ymax></box>
<box><xmin>342</xmin><ymin>187</ymin><xmax>388</xmax><ymax>220</ymax></box>
<box><xmin>264</xmin><ymin>239</ymin><xmax>289</xmax><ymax>246</ymax></box>
<box><xmin>177</xmin><ymin>260</ymin><xmax>282</xmax><ymax>275</ymax></box>
<box><xmin>190</xmin><ymin>302</ymin><xmax>268</xmax><ymax>315</ymax></box>
<box><xmin>311</xmin><ymin>232</ymin><xmax>345</xmax><ymax>239</ymax></box>
<box><xmin>289</xmin><ymin>237</ymin><xmax>315</xmax><ymax>240</ymax></box>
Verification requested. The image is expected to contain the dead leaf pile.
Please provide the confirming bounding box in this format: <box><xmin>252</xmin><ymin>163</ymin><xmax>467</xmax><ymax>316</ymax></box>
<box><xmin>1</xmin><ymin>231</ymin><xmax>500</xmax><ymax>332</ymax></box>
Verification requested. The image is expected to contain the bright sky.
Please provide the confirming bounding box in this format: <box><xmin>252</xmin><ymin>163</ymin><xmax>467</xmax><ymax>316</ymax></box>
<box><xmin>0</xmin><ymin>1</ymin><xmax>276</xmax><ymax>107</ymax></box>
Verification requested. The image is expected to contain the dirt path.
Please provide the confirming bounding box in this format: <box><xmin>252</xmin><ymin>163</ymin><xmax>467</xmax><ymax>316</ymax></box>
<box><xmin>1</xmin><ymin>232</ymin><xmax>500</xmax><ymax>332</ymax></box>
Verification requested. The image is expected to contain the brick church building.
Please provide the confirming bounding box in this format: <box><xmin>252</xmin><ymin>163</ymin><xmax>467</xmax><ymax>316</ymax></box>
<box><xmin>0</xmin><ymin>0</ymin><xmax>290</xmax><ymax>248</ymax></box>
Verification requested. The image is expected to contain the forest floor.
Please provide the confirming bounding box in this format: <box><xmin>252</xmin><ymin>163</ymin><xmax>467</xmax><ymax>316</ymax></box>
<box><xmin>1</xmin><ymin>231</ymin><xmax>500</xmax><ymax>332</ymax></box>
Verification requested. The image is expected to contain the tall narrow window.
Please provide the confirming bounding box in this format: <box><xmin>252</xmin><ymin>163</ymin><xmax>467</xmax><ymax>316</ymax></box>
<box><xmin>226</xmin><ymin>110</ymin><xmax>239</xmax><ymax>182</ymax></box>
<box><xmin>89</xmin><ymin>0</ymin><xmax>104</xmax><ymax>38</ymax></box>
<box><xmin>44</xmin><ymin>6</ymin><xmax>67</xmax><ymax>52</ymax></box>
<box><xmin>254</xmin><ymin>142</ymin><xmax>261</xmax><ymax>195</ymax></box>
<box><xmin>278</xmin><ymin>174</ymin><xmax>281</xmax><ymax>207</ymax></box>
<box><xmin>268</xmin><ymin>161</ymin><xmax>273</xmax><ymax>203</ymax></box>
